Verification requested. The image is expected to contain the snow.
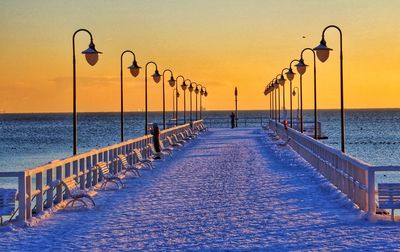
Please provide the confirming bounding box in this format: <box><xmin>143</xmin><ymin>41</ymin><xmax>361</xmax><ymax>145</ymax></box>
<box><xmin>1</xmin><ymin>128</ymin><xmax>400</xmax><ymax>251</ymax></box>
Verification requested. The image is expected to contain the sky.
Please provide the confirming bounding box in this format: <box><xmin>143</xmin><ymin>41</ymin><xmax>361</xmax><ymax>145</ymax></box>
<box><xmin>1</xmin><ymin>0</ymin><xmax>400</xmax><ymax>113</ymax></box>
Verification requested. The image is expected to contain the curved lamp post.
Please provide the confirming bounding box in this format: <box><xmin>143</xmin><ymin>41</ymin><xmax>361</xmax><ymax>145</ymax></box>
<box><xmin>175</xmin><ymin>75</ymin><xmax>185</xmax><ymax>126</ymax></box>
<box><xmin>297</xmin><ymin>48</ymin><xmax>318</xmax><ymax>139</ymax></box>
<box><xmin>189</xmin><ymin>82</ymin><xmax>196</xmax><ymax>123</ymax></box>
<box><xmin>162</xmin><ymin>69</ymin><xmax>175</xmax><ymax>129</ymax></box>
<box><xmin>278</xmin><ymin>70</ymin><xmax>287</xmax><ymax>121</ymax></box>
<box><xmin>194</xmin><ymin>85</ymin><xmax>200</xmax><ymax>120</ymax></box>
<box><xmin>273</xmin><ymin>77</ymin><xmax>281</xmax><ymax>122</ymax></box>
<box><xmin>144</xmin><ymin>61</ymin><xmax>162</xmax><ymax>134</ymax></box>
<box><xmin>200</xmin><ymin>86</ymin><xmax>206</xmax><ymax>120</ymax></box>
<box><xmin>314</xmin><ymin>25</ymin><xmax>345</xmax><ymax>152</ymax></box>
<box><xmin>285</xmin><ymin>60</ymin><xmax>298</xmax><ymax>128</ymax></box>
<box><xmin>72</xmin><ymin>29</ymin><xmax>101</xmax><ymax>155</ymax></box>
<box><xmin>181</xmin><ymin>79</ymin><xmax>190</xmax><ymax>124</ymax></box>
<box><xmin>293</xmin><ymin>87</ymin><xmax>300</xmax><ymax>121</ymax></box>
<box><xmin>120</xmin><ymin>50</ymin><xmax>141</xmax><ymax>142</ymax></box>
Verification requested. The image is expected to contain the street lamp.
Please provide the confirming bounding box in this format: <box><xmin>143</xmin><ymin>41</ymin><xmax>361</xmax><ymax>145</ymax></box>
<box><xmin>292</xmin><ymin>59</ymin><xmax>306</xmax><ymax>133</ymax></box>
<box><xmin>313</xmin><ymin>25</ymin><xmax>345</xmax><ymax>152</ymax></box>
<box><xmin>181</xmin><ymin>79</ymin><xmax>190</xmax><ymax>124</ymax></box>
<box><xmin>120</xmin><ymin>50</ymin><xmax>140</xmax><ymax>142</ymax></box>
<box><xmin>194</xmin><ymin>85</ymin><xmax>200</xmax><ymax>120</ymax></box>
<box><xmin>200</xmin><ymin>86</ymin><xmax>206</xmax><ymax>120</ymax></box>
<box><xmin>189</xmin><ymin>82</ymin><xmax>196</xmax><ymax>123</ymax></box>
<box><xmin>72</xmin><ymin>29</ymin><xmax>101</xmax><ymax>155</ymax></box>
<box><xmin>278</xmin><ymin>70</ymin><xmax>287</xmax><ymax>121</ymax></box>
<box><xmin>293</xmin><ymin>87</ymin><xmax>300</xmax><ymax>123</ymax></box>
<box><xmin>144</xmin><ymin>61</ymin><xmax>161</xmax><ymax>135</ymax></box>
<box><xmin>162</xmin><ymin>69</ymin><xmax>175</xmax><ymax>129</ymax></box>
<box><xmin>285</xmin><ymin>60</ymin><xmax>299</xmax><ymax>128</ymax></box>
<box><xmin>298</xmin><ymin>48</ymin><xmax>318</xmax><ymax>139</ymax></box>
<box><xmin>273</xmin><ymin>77</ymin><xmax>280</xmax><ymax>122</ymax></box>
<box><xmin>175</xmin><ymin>75</ymin><xmax>185</xmax><ymax>126</ymax></box>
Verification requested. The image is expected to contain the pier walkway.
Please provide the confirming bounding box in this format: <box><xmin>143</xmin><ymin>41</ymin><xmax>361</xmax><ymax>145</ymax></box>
<box><xmin>1</xmin><ymin>128</ymin><xmax>400</xmax><ymax>250</ymax></box>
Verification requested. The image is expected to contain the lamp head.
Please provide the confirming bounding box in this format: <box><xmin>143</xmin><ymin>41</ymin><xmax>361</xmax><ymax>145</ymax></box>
<box><xmin>295</xmin><ymin>58</ymin><xmax>308</xmax><ymax>75</ymax></box>
<box><xmin>82</xmin><ymin>41</ymin><xmax>102</xmax><ymax>66</ymax></box>
<box><xmin>128</xmin><ymin>59</ymin><xmax>141</xmax><ymax>77</ymax></box>
<box><xmin>195</xmin><ymin>86</ymin><xmax>199</xmax><ymax>94</ymax></box>
<box><xmin>181</xmin><ymin>81</ymin><xmax>188</xmax><ymax>91</ymax></box>
<box><xmin>278</xmin><ymin>74</ymin><xmax>286</xmax><ymax>86</ymax></box>
<box><xmin>168</xmin><ymin>76</ymin><xmax>176</xmax><ymax>87</ymax></box>
<box><xmin>285</xmin><ymin>68</ymin><xmax>295</xmax><ymax>81</ymax></box>
<box><xmin>274</xmin><ymin>79</ymin><xmax>279</xmax><ymax>88</ymax></box>
<box><xmin>152</xmin><ymin>69</ymin><xmax>162</xmax><ymax>83</ymax></box>
<box><xmin>292</xmin><ymin>90</ymin><xmax>296</xmax><ymax>96</ymax></box>
<box><xmin>204</xmin><ymin>90</ymin><xmax>208</xmax><ymax>97</ymax></box>
<box><xmin>176</xmin><ymin>91</ymin><xmax>180</xmax><ymax>98</ymax></box>
<box><xmin>200</xmin><ymin>88</ymin><xmax>205</xmax><ymax>95</ymax></box>
<box><xmin>313</xmin><ymin>38</ymin><xmax>332</xmax><ymax>63</ymax></box>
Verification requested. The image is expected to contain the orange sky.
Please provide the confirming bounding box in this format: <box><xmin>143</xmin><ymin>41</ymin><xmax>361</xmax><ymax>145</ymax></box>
<box><xmin>1</xmin><ymin>0</ymin><xmax>400</xmax><ymax>113</ymax></box>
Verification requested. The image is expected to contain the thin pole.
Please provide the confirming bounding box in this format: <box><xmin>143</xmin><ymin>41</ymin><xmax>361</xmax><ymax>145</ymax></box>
<box><xmin>235</xmin><ymin>87</ymin><xmax>238</xmax><ymax>127</ymax></box>
<box><xmin>321</xmin><ymin>25</ymin><xmax>345</xmax><ymax>152</ymax></box>
<box><xmin>144</xmin><ymin>61</ymin><xmax>158</xmax><ymax>135</ymax></box>
<box><xmin>183</xmin><ymin>90</ymin><xmax>186</xmax><ymax>123</ymax></box>
<box><xmin>195</xmin><ymin>93</ymin><xmax>198</xmax><ymax>121</ymax></box>
<box><xmin>278</xmin><ymin>85</ymin><xmax>281</xmax><ymax>122</ymax></box>
<box><xmin>289</xmin><ymin>80</ymin><xmax>293</xmax><ymax>127</ymax></box>
<box><xmin>300</xmin><ymin>75</ymin><xmax>303</xmax><ymax>133</ymax></box>
<box><xmin>175</xmin><ymin>76</ymin><xmax>184</xmax><ymax>126</ymax></box>
<box><xmin>190</xmin><ymin>91</ymin><xmax>193</xmax><ymax>123</ymax></box>
<box><xmin>200</xmin><ymin>93</ymin><xmax>203</xmax><ymax>120</ymax></box>
<box><xmin>72</xmin><ymin>29</ymin><xmax>94</xmax><ymax>156</ymax></box>
<box><xmin>162</xmin><ymin>69</ymin><xmax>173</xmax><ymax>130</ymax></box>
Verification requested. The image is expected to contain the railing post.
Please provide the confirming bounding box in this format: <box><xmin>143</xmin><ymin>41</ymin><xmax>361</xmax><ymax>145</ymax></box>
<box><xmin>367</xmin><ymin>167</ymin><xmax>376</xmax><ymax>217</ymax></box>
<box><xmin>17</xmin><ymin>171</ymin><xmax>27</xmax><ymax>224</ymax></box>
<box><xmin>46</xmin><ymin>169</ymin><xmax>53</xmax><ymax>208</ymax></box>
<box><xmin>55</xmin><ymin>165</ymin><xmax>63</xmax><ymax>203</ymax></box>
<box><xmin>36</xmin><ymin>172</ymin><xmax>43</xmax><ymax>213</ymax></box>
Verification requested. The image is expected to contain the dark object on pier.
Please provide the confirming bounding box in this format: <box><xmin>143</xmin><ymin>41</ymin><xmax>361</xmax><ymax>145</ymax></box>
<box><xmin>151</xmin><ymin>123</ymin><xmax>161</xmax><ymax>153</ymax></box>
<box><xmin>230</xmin><ymin>112</ymin><xmax>235</xmax><ymax>129</ymax></box>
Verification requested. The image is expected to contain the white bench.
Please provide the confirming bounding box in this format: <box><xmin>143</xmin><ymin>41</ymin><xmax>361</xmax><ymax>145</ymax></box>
<box><xmin>61</xmin><ymin>177</ymin><xmax>96</xmax><ymax>208</ymax></box>
<box><xmin>378</xmin><ymin>183</ymin><xmax>400</xmax><ymax>221</ymax></box>
<box><xmin>0</xmin><ymin>189</ymin><xmax>17</xmax><ymax>225</ymax></box>
<box><xmin>96</xmin><ymin>162</ymin><xmax>124</xmax><ymax>189</ymax></box>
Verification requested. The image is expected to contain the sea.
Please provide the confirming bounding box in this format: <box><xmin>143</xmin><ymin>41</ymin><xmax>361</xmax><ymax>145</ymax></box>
<box><xmin>1</xmin><ymin>109</ymin><xmax>400</xmax><ymax>188</ymax></box>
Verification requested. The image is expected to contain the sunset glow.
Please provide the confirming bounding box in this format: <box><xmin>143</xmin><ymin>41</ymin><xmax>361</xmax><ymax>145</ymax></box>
<box><xmin>1</xmin><ymin>0</ymin><xmax>400</xmax><ymax>113</ymax></box>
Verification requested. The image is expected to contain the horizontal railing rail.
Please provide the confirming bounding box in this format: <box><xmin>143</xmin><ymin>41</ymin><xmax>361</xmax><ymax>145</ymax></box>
<box><xmin>0</xmin><ymin>120</ymin><xmax>204</xmax><ymax>224</ymax></box>
<box><xmin>268</xmin><ymin>120</ymin><xmax>400</xmax><ymax>218</ymax></box>
<box><xmin>204</xmin><ymin>117</ymin><xmax>268</xmax><ymax>128</ymax></box>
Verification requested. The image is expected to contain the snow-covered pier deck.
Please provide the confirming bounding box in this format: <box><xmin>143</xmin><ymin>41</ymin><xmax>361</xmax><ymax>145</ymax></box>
<box><xmin>1</xmin><ymin>128</ymin><xmax>400</xmax><ymax>250</ymax></box>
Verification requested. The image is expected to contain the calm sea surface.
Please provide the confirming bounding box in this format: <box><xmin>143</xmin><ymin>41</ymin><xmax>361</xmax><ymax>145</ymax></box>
<box><xmin>1</xmin><ymin>109</ymin><xmax>400</xmax><ymax>187</ymax></box>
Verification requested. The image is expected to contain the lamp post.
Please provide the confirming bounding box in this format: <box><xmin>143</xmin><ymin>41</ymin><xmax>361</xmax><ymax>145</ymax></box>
<box><xmin>194</xmin><ymin>85</ymin><xmax>200</xmax><ymax>120</ymax></box>
<box><xmin>175</xmin><ymin>75</ymin><xmax>185</xmax><ymax>126</ymax></box>
<box><xmin>272</xmin><ymin>80</ymin><xmax>278</xmax><ymax>122</ymax></box>
<box><xmin>278</xmin><ymin>71</ymin><xmax>287</xmax><ymax>121</ymax></box>
<box><xmin>235</xmin><ymin>87</ymin><xmax>238</xmax><ymax>127</ymax></box>
<box><xmin>293</xmin><ymin>87</ymin><xmax>300</xmax><ymax>122</ymax></box>
<box><xmin>200</xmin><ymin>86</ymin><xmax>206</xmax><ymax>120</ymax></box>
<box><xmin>162</xmin><ymin>69</ymin><xmax>175</xmax><ymax>129</ymax></box>
<box><xmin>273</xmin><ymin>77</ymin><xmax>280</xmax><ymax>122</ymax></box>
<box><xmin>285</xmin><ymin>61</ymin><xmax>297</xmax><ymax>128</ymax></box>
<box><xmin>181</xmin><ymin>79</ymin><xmax>190</xmax><ymax>124</ymax></box>
<box><xmin>188</xmin><ymin>82</ymin><xmax>195</xmax><ymax>123</ymax></box>
<box><xmin>313</xmin><ymin>25</ymin><xmax>345</xmax><ymax>152</ymax></box>
<box><xmin>297</xmin><ymin>48</ymin><xmax>318</xmax><ymax>139</ymax></box>
<box><xmin>144</xmin><ymin>61</ymin><xmax>162</xmax><ymax>135</ymax></box>
<box><xmin>72</xmin><ymin>29</ymin><xmax>101</xmax><ymax>155</ymax></box>
<box><xmin>120</xmin><ymin>50</ymin><xmax>141</xmax><ymax>142</ymax></box>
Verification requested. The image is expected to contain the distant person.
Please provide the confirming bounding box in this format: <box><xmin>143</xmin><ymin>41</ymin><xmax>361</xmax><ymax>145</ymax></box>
<box><xmin>230</xmin><ymin>112</ymin><xmax>235</xmax><ymax>129</ymax></box>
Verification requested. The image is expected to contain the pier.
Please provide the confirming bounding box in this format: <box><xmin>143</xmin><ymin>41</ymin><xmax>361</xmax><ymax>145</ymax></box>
<box><xmin>1</xmin><ymin>122</ymin><xmax>400</xmax><ymax>250</ymax></box>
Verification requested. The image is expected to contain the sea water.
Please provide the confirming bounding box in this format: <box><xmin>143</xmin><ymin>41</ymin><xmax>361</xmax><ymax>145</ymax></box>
<box><xmin>1</xmin><ymin>109</ymin><xmax>400</xmax><ymax>188</ymax></box>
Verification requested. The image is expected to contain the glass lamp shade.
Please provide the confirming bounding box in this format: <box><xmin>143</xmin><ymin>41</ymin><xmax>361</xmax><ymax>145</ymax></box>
<box><xmin>168</xmin><ymin>77</ymin><xmax>176</xmax><ymax>87</ymax></box>
<box><xmin>264</xmin><ymin>90</ymin><xmax>267</xmax><ymax>96</ymax></box>
<box><xmin>204</xmin><ymin>90</ymin><xmax>208</xmax><ymax>97</ymax></box>
<box><xmin>278</xmin><ymin>75</ymin><xmax>286</xmax><ymax>86</ymax></box>
<box><xmin>195</xmin><ymin>87</ymin><xmax>199</xmax><ymax>94</ymax></box>
<box><xmin>295</xmin><ymin>59</ymin><xmax>308</xmax><ymax>75</ymax></box>
<box><xmin>82</xmin><ymin>42</ymin><xmax>101</xmax><ymax>66</ymax></box>
<box><xmin>188</xmin><ymin>84</ymin><xmax>194</xmax><ymax>92</ymax></box>
<box><xmin>313</xmin><ymin>39</ymin><xmax>332</xmax><ymax>63</ymax></box>
<box><xmin>181</xmin><ymin>82</ymin><xmax>188</xmax><ymax>91</ymax></box>
<box><xmin>292</xmin><ymin>90</ymin><xmax>296</xmax><ymax>96</ymax></box>
<box><xmin>176</xmin><ymin>91</ymin><xmax>180</xmax><ymax>98</ymax></box>
<box><xmin>152</xmin><ymin>69</ymin><xmax>162</xmax><ymax>83</ymax></box>
<box><xmin>128</xmin><ymin>60</ymin><xmax>141</xmax><ymax>77</ymax></box>
<box><xmin>285</xmin><ymin>68</ymin><xmax>295</xmax><ymax>81</ymax></box>
<box><xmin>200</xmin><ymin>88</ymin><xmax>205</xmax><ymax>95</ymax></box>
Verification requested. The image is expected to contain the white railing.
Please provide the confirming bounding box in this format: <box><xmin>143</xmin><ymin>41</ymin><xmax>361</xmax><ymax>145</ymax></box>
<box><xmin>269</xmin><ymin>120</ymin><xmax>400</xmax><ymax>217</ymax></box>
<box><xmin>0</xmin><ymin>120</ymin><xmax>204</xmax><ymax>224</ymax></box>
